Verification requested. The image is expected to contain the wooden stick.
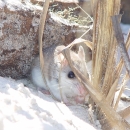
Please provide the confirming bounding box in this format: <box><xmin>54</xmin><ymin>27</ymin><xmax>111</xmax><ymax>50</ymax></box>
<box><xmin>38</xmin><ymin>0</ymin><xmax>60</xmax><ymax>101</ymax></box>
<box><xmin>115</xmin><ymin>31</ymin><xmax>130</xmax><ymax>84</ymax></box>
<box><xmin>118</xmin><ymin>105</ymin><xmax>130</xmax><ymax>119</ymax></box>
<box><xmin>111</xmin><ymin>15</ymin><xmax>130</xmax><ymax>78</ymax></box>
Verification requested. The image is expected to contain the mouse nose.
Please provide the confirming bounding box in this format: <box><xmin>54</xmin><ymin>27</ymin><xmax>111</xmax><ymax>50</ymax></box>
<box><xmin>75</xmin><ymin>96</ymin><xmax>85</xmax><ymax>104</ymax></box>
<box><xmin>74</xmin><ymin>84</ymin><xmax>88</xmax><ymax>104</ymax></box>
<box><xmin>79</xmin><ymin>84</ymin><xmax>87</xmax><ymax>96</ymax></box>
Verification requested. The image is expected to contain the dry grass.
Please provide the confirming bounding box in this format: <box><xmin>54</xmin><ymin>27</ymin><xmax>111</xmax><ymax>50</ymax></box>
<box><xmin>39</xmin><ymin>0</ymin><xmax>130</xmax><ymax>129</ymax></box>
<box><xmin>63</xmin><ymin>0</ymin><xmax>130</xmax><ymax>129</ymax></box>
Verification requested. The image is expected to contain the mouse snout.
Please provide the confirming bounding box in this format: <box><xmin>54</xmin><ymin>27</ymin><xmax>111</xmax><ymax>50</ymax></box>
<box><xmin>75</xmin><ymin>96</ymin><xmax>85</xmax><ymax>104</ymax></box>
<box><xmin>74</xmin><ymin>84</ymin><xmax>88</xmax><ymax>104</ymax></box>
<box><xmin>78</xmin><ymin>84</ymin><xmax>87</xmax><ymax>96</ymax></box>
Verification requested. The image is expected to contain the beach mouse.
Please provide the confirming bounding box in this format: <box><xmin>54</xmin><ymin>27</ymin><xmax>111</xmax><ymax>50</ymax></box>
<box><xmin>30</xmin><ymin>44</ymin><xmax>89</xmax><ymax>104</ymax></box>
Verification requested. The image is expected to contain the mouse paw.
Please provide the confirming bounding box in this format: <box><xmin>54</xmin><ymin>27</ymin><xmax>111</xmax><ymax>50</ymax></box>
<box><xmin>40</xmin><ymin>90</ymin><xmax>50</xmax><ymax>95</ymax></box>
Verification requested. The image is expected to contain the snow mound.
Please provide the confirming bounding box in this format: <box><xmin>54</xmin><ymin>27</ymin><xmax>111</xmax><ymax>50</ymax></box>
<box><xmin>0</xmin><ymin>76</ymin><xmax>99</xmax><ymax>130</ymax></box>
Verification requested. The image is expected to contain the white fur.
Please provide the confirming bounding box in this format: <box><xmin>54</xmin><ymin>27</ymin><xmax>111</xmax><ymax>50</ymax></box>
<box><xmin>31</xmin><ymin>45</ymin><xmax>88</xmax><ymax>104</ymax></box>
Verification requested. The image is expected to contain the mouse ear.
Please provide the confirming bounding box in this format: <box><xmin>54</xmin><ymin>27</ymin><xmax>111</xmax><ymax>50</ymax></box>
<box><xmin>78</xmin><ymin>46</ymin><xmax>85</xmax><ymax>61</ymax></box>
<box><xmin>55</xmin><ymin>46</ymin><xmax>68</xmax><ymax>68</ymax></box>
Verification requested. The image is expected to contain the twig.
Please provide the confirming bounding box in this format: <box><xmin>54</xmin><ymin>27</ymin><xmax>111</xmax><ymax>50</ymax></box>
<box><xmin>75</xmin><ymin>2</ymin><xmax>93</xmax><ymax>22</ymax></box>
<box><xmin>111</xmin><ymin>15</ymin><xmax>130</xmax><ymax>78</ymax></box>
<box><xmin>88</xmin><ymin>104</ymin><xmax>95</xmax><ymax>125</ymax></box>
<box><xmin>118</xmin><ymin>105</ymin><xmax>130</xmax><ymax>119</ymax></box>
<box><xmin>106</xmin><ymin>78</ymin><xmax>118</xmax><ymax>104</ymax></box>
<box><xmin>114</xmin><ymin>85</ymin><xmax>125</xmax><ymax>110</ymax></box>
<box><xmin>111</xmin><ymin>31</ymin><xmax>130</xmax><ymax>108</ymax></box>
<box><xmin>79</xmin><ymin>26</ymin><xmax>93</xmax><ymax>38</ymax></box>
<box><xmin>116</xmin><ymin>31</ymin><xmax>130</xmax><ymax>81</ymax></box>
<box><xmin>57</xmin><ymin>38</ymin><xmax>92</xmax><ymax>55</ymax></box>
<box><xmin>38</xmin><ymin>0</ymin><xmax>60</xmax><ymax>102</ymax></box>
<box><xmin>114</xmin><ymin>73</ymin><xmax>129</xmax><ymax>108</ymax></box>
<box><xmin>84</xmin><ymin>40</ymin><xmax>93</xmax><ymax>50</ymax></box>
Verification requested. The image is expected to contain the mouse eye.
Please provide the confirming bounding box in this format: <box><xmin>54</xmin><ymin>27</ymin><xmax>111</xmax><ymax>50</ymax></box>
<box><xmin>68</xmin><ymin>71</ymin><xmax>75</xmax><ymax>78</ymax></box>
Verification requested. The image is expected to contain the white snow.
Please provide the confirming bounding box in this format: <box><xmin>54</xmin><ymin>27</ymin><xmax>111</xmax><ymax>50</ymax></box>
<box><xmin>0</xmin><ymin>77</ymin><xmax>99</xmax><ymax>130</ymax></box>
<box><xmin>1</xmin><ymin>0</ymin><xmax>42</xmax><ymax>11</ymax></box>
<box><xmin>1</xmin><ymin>0</ymin><xmax>130</xmax><ymax>128</ymax></box>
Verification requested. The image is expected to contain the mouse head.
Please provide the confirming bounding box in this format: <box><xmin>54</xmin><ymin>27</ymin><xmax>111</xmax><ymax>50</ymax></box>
<box><xmin>54</xmin><ymin>45</ymin><xmax>88</xmax><ymax>104</ymax></box>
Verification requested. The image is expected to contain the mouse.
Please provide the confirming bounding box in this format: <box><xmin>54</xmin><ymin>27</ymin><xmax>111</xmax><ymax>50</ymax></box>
<box><xmin>30</xmin><ymin>44</ymin><xmax>89</xmax><ymax>104</ymax></box>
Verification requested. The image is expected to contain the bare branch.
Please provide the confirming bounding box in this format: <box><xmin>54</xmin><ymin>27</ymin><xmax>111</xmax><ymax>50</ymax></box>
<box><xmin>118</xmin><ymin>105</ymin><xmax>130</xmax><ymax>119</ymax></box>
<box><xmin>111</xmin><ymin>15</ymin><xmax>130</xmax><ymax>78</ymax></box>
<box><xmin>39</xmin><ymin>0</ymin><xmax>60</xmax><ymax>101</ymax></box>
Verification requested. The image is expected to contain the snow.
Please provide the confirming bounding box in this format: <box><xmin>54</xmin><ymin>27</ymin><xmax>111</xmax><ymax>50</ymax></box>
<box><xmin>0</xmin><ymin>23</ymin><xmax>130</xmax><ymax>130</ymax></box>
<box><xmin>1</xmin><ymin>0</ymin><xmax>42</xmax><ymax>11</ymax></box>
<box><xmin>1</xmin><ymin>0</ymin><xmax>130</xmax><ymax>128</ymax></box>
<box><xmin>0</xmin><ymin>77</ymin><xmax>99</xmax><ymax>130</ymax></box>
